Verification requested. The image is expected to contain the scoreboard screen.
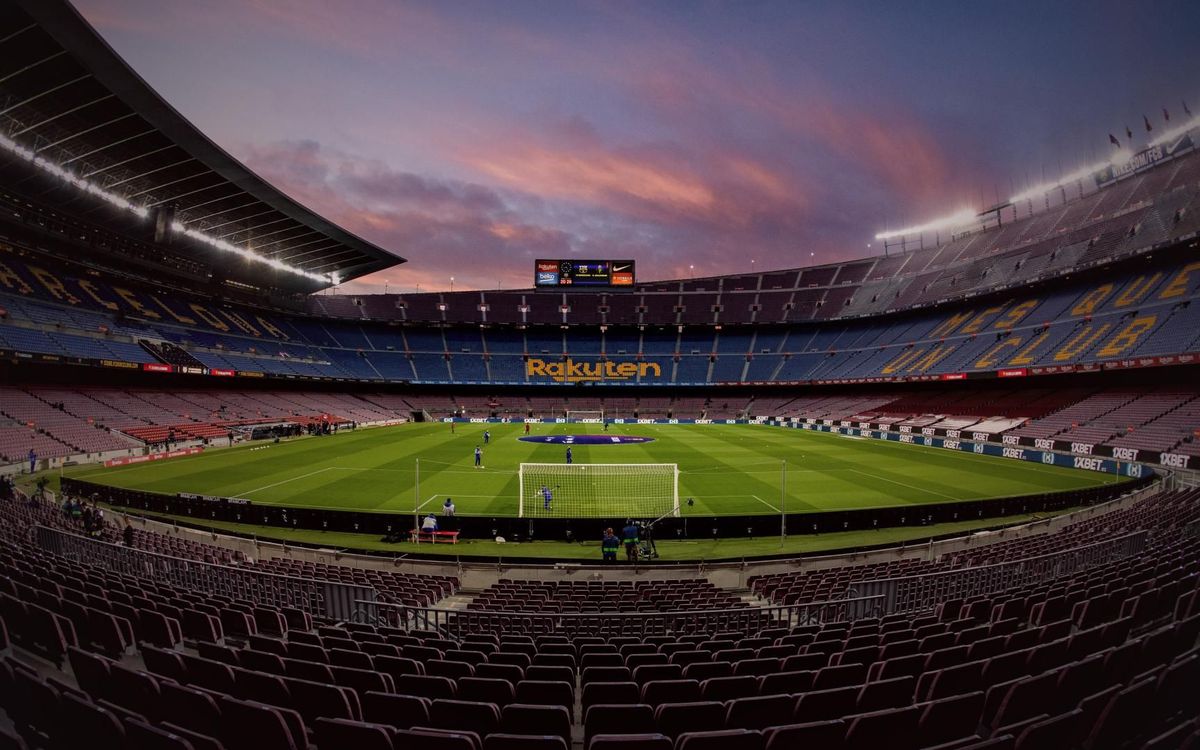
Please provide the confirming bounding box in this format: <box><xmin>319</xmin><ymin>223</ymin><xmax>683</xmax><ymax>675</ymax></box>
<box><xmin>535</xmin><ymin>259</ymin><xmax>635</xmax><ymax>288</ymax></box>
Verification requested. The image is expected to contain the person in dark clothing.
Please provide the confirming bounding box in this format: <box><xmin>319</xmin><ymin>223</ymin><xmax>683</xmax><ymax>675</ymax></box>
<box><xmin>601</xmin><ymin>528</ymin><xmax>620</xmax><ymax>563</ymax></box>
<box><xmin>123</xmin><ymin>521</ymin><xmax>134</xmax><ymax>547</ymax></box>
<box><xmin>622</xmin><ymin>520</ymin><xmax>640</xmax><ymax>562</ymax></box>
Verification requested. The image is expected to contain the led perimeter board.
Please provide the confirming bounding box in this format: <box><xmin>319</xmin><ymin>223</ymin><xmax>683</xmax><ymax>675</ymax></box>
<box><xmin>535</xmin><ymin>259</ymin><xmax>635</xmax><ymax>288</ymax></box>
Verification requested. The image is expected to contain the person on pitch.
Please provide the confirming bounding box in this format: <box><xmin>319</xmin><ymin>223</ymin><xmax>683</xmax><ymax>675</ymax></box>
<box><xmin>622</xmin><ymin>519</ymin><xmax>640</xmax><ymax>562</ymax></box>
<box><xmin>484</xmin><ymin>430</ymin><xmax>490</xmax><ymax>444</ymax></box>
<box><xmin>565</xmin><ymin>445</ymin><xmax>573</xmax><ymax>464</ymax></box>
<box><xmin>601</xmin><ymin>528</ymin><xmax>620</xmax><ymax>563</ymax></box>
<box><xmin>603</xmin><ymin>419</ymin><xmax>609</xmax><ymax>432</ymax></box>
<box><xmin>422</xmin><ymin>513</ymin><xmax>439</xmax><ymax>532</ymax></box>
<box><xmin>541</xmin><ymin>485</ymin><xmax>553</xmax><ymax>511</ymax></box>
<box><xmin>524</xmin><ymin>422</ymin><xmax>530</xmax><ymax>434</ymax></box>
<box><xmin>443</xmin><ymin>497</ymin><xmax>455</xmax><ymax>516</ymax></box>
<box><xmin>474</xmin><ymin>445</ymin><xmax>483</xmax><ymax>468</ymax></box>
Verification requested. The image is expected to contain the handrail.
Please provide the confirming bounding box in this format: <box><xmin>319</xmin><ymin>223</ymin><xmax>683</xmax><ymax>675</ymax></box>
<box><xmin>32</xmin><ymin>524</ymin><xmax>376</xmax><ymax>619</ymax></box>
<box><xmin>854</xmin><ymin>530</ymin><xmax>1147</xmax><ymax>615</ymax></box>
<box><xmin>353</xmin><ymin>593</ymin><xmax>887</xmax><ymax>635</ymax></box>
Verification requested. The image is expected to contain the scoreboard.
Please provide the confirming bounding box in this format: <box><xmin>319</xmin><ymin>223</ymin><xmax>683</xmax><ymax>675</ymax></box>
<box><xmin>535</xmin><ymin>259</ymin><xmax>635</xmax><ymax>288</ymax></box>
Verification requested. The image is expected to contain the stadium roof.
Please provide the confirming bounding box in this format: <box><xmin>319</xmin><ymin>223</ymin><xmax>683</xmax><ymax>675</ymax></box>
<box><xmin>0</xmin><ymin>0</ymin><xmax>402</xmax><ymax>289</ymax></box>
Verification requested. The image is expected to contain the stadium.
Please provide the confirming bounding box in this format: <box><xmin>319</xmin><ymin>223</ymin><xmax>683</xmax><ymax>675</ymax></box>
<box><xmin>0</xmin><ymin>1</ymin><xmax>1198</xmax><ymax>749</ymax></box>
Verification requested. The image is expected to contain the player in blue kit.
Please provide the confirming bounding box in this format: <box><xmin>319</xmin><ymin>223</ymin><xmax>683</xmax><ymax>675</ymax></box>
<box><xmin>566</xmin><ymin>446</ymin><xmax>573</xmax><ymax>464</ymax></box>
<box><xmin>474</xmin><ymin>445</ymin><xmax>482</xmax><ymax>468</ymax></box>
<box><xmin>541</xmin><ymin>485</ymin><xmax>553</xmax><ymax>510</ymax></box>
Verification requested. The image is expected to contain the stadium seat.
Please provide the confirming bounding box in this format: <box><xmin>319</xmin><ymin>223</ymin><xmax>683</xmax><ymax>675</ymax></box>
<box><xmin>762</xmin><ymin>719</ymin><xmax>845</xmax><ymax>750</ymax></box>
<box><xmin>588</xmin><ymin>734</ymin><xmax>672</xmax><ymax>750</ymax></box>
<box><xmin>363</xmin><ymin>691</ymin><xmax>431</xmax><ymax>730</ymax></box>
<box><xmin>676</xmin><ymin>728</ymin><xmax>764</xmax><ymax>750</ymax></box>
<box><xmin>585</xmin><ymin>704</ymin><xmax>656</xmax><ymax>746</ymax></box>
<box><xmin>499</xmin><ymin>704</ymin><xmax>571</xmax><ymax>745</ymax></box>
<box><xmin>482</xmin><ymin>734</ymin><xmax>567</xmax><ymax>750</ymax></box>
<box><xmin>726</xmin><ymin>694</ymin><xmax>795</xmax><ymax>730</ymax></box>
<box><xmin>653</xmin><ymin>702</ymin><xmax>726</xmax><ymax>740</ymax></box>
<box><xmin>429</xmin><ymin>699</ymin><xmax>501</xmax><ymax>738</ymax></box>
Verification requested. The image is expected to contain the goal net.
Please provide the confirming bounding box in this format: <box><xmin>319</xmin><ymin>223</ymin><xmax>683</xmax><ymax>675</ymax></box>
<box><xmin>519</xmin><ymin>463</ymin><xmax>679</xmax><ymax>519</ymax></box>
<box><xmin>566</xmin><ymin>410</ymin><xmax>604</xmax><ymax>423</ymax></box>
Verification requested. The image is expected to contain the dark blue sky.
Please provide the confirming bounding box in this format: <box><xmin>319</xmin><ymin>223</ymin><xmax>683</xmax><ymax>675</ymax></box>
<box><xmin>75</xmin><ymin>0</ymin><xmax>1200</xmax><ymax>291</ymax></box>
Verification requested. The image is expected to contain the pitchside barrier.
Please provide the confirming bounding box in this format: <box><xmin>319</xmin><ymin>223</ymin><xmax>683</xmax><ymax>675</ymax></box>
<box><xmin>62</xmin><ymin>475</ymin><xmax>1152</xmax><ymax>558</ymax></box>
<box><xmin>351</xmin><ymin>595</ymin><xmax>886</xmax><ymax>638</ymax></box>
<box><xmin>33</xmin><ymin>525</ymin><xmax>375</xmax><ymax>619</ymax></box>
<box><xmin>851</xmin><ymin>530</ymin><xmax>1148</xmax><ymax>615</ymax></box>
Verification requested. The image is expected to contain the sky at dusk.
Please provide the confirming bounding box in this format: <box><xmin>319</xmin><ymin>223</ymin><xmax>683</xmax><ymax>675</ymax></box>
<box><xmin>74</xmin><ymin>0</ymin><xmax>1200</xmax><ymax>293</ymax></box>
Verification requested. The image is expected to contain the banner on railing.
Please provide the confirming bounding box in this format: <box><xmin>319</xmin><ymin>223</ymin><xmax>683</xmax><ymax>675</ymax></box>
<box><xmin>104</xmin><ymin>446</ymin><xmax>204</xmax><ymax>467</ymax></box>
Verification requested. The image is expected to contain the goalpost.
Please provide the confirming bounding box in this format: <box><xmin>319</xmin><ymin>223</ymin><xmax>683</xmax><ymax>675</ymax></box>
<box><xmin>565</xmin><ymin>410</ymin><xmax>604</xmax><ymax>423</ymax></box>
<box><xmin>519</xmin><ymin>463</ymin><xmax>679</xmax><ymax>519</ymax></box>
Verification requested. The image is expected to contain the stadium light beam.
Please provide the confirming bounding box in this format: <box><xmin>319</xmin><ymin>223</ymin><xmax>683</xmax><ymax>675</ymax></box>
<box><xmin>171</xmin><ymin>221</ymin><xmax>333</xmax><ymax>284</ymax></box>
<box><xmin>873</xmin><ymin>207</ymin><xmax>980</xmax><ymax>242</ymax></box>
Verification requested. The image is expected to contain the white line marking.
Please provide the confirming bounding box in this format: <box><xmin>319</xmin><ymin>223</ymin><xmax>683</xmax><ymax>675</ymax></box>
<box><xmin>749</xmin><ymin>494</ymin><xmax>781</xmax><ymax>513</ymax></box>
<box><xmin>847</xmin><ymin>468</ymin><xmax>961</xmax><ymax>501</ymax></box>
<box><xmin>235</xmin><ymin>466</ymin><xmax>340</xmax><ymax>497</ymax></box>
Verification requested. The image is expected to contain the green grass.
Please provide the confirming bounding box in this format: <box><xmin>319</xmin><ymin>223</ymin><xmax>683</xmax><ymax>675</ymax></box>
<box><xmin>68</xmin><ymin>422</ymin><xmax>1118</xmax><ymax>519</ymax></box>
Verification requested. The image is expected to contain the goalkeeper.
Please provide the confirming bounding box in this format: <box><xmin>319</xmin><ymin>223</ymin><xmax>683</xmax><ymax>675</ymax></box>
<box><xmin>541</xmin><ymin>485</ymin><xmax>553</xmax><ymax>511</ymax></box>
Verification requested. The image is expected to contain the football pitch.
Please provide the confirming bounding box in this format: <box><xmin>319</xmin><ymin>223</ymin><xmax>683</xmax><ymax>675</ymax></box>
<box><xmin>69</xmin><ymin>422</ymin><xmax>1119</xmax><ymax>519</ymax></box>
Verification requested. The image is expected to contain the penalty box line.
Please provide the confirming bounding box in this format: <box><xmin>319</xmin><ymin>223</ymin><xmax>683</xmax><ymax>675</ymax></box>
<box><xmin>416</xmin><ymin>493</ymin><xmax>496</xmax><ymax>511</ymax></box>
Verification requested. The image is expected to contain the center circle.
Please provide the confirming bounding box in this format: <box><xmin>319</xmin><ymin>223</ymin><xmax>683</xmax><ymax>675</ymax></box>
<box><xmin>517</xmin><ymin>434</ymin><xmax>655</xmax><ymax>445</ymax></box>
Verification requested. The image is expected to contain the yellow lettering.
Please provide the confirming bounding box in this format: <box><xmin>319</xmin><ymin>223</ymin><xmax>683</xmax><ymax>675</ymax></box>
<box><xmin>0</xmin><ymin>262</ymin><xmax>32</xmax><ymax>294</ymax></box>
<box><xmin>960</xmin><ymin>306</ymin><xmax>1006</xmax><ymax>335</ymax></box>
<box><xmin>188</xmin><ymin>304</ymin><xmax>231</xmax><ymax>332</ymax></box>
<box><xmin>1096</xmin><ymin>315</ymin><xmax>1158</xmax><ymax>358</ymax></box>
<box><xmin>220</xmin><ymin>309</ymin><xmax>262</xmax><ymax>336</ymax></box>
<box><xmin>1159</xmin><ymin>262</ymin><xmax>1200</xmax><ymax>300</ymax></box>
<box><xmin>78</xmin><ymin>280</ymin><xmax>118</xmax><ymax>311</ymax></box>
<box><xmin>975</xmin><ymin>337</ymin><xmax>1022</xmax><ymax>369</ymax></box>
<box><xmin>994</xmin><ymin>299</ymin><xmax>1038</xmax><ymax>330</ymax></box>
<box><xmin>1009</xmin><ymin>331</ymin><xmax>1050</xmax><ymax>366</ymax></box>
<box><xmin>1071</xmin><ymin>284</ymin><xmax>1113</xmax><ymax>316</ymax></box>
<box><xmin>1114</xmin><ymin>273</ymin><xmax>1163</xmax><ymax>308</ymax></box>
<box><xmin>29</xmin><ymin>267</ymin><xmax>81</xmax><ymax>305</ymax></box>
<box><xmin>617</xmin><ymin>363</ymin><xmax>637</xmax><ymax>377</ymax></box>
<box><xmin>526</xmin><ymin>358</ymin><xmax>546</xmax><ymax>376</ymax></box>
<box><xmin>882</xmin><ymin>348</ymin><xmax>923</xmax><ymax>375</ymax></box>
<box><xmin>255</xmin><ymin>316</ymin><xmax>289</xmax><ymax>340</ymax></box>
<box><xmin>113</xmin><ymin>288</ymin><xmax>160</xmax><ymax>319</ymax></box>
<box><xmin>1054</xmin><ymin>323</ymin><xmax>1112</xmax><ymax>362</ymax></box>
<box><xmin>640</xmin><ymin>362</ymin><xmax>662</xmax><ymax>378</ymax></box>
<box><xmin>150</xmin><ymin>295</ymin><xmax>194</xmax><ymax>324</ymax></box>
<box><xmin>928</xmin><ymin>311</ymin><xmax>973</xmax><ymax>339</ymax></box>
<box><xmin>910</xmin><ymin>345</ymin><xmax>953</xmax><ymax>373</ymax></box>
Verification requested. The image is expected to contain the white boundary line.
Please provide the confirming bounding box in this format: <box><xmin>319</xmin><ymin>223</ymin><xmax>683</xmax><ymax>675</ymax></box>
<box><xmin>235</xmin><ymin>466</ymin><xmax>341</xmax><ymax>498</ymax></box>
<box><xmin>749</xmin><ymin>494</ymin><xmax>781</xmax><ymax>512</ymax></box>
<box><xmin>849</xmin><ymin>468</ymin><xmax>960</xmax><ymax>496</ymax></box>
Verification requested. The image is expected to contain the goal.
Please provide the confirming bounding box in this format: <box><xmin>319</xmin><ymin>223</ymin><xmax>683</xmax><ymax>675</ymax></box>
<box><xmin>566</xmin><ymin>410</ymin><xmax>604</xmax><ymax>423</ymax></box>
<box><xmin>518</xmin><ymin>463</ymin><xmax>679</xmax><ymax>519</ymax></box>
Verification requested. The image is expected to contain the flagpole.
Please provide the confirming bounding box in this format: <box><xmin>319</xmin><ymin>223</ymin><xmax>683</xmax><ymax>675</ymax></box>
<box><xmin>413</xmin><ymin>458</ymin><xmax>420</xmax><ymax>542</ymax></box>
<box><xmin>780</xmin><ymin>459</ymin><xmax>787</xmax><ymax>546</ymax></box>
